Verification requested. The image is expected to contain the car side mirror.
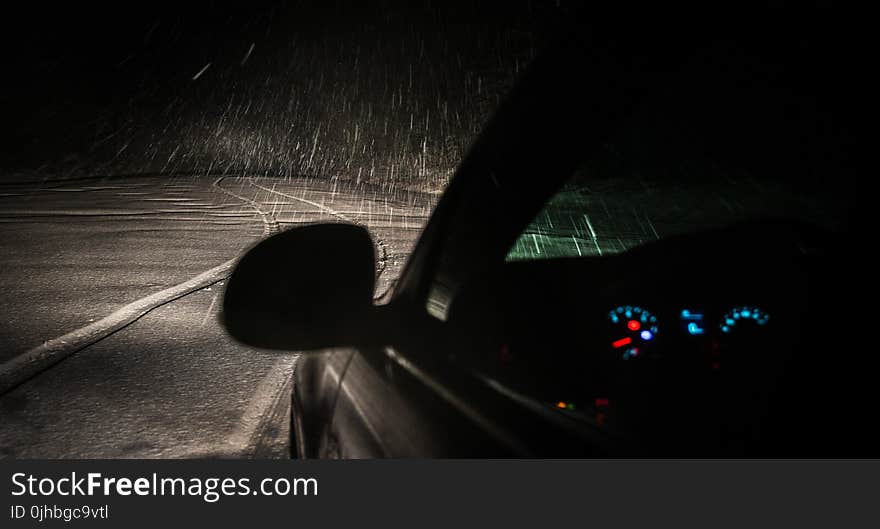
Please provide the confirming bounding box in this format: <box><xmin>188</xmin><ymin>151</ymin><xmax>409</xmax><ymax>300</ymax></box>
<box><xmin>221</xmin><ymin>223</ymin><xmax>378</xmax><ymax>350</ymax></box>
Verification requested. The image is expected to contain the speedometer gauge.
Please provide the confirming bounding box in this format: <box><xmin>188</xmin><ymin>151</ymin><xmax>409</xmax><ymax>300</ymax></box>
<box><xmin>608</xmin><ymin>306</ymin><xmax>658</xmax><ymax>360</ymax></box>
<box><xmin>720</xmin><ymin>306</ymin><xmax>769</xmax><ymax>333</ymax></box>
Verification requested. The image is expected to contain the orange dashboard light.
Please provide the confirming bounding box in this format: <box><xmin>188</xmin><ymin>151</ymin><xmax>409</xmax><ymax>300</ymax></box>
<box><xmin>556</xmin><ymin>401</ymin><xmax>567</xmax><ymax>409</ymax></box>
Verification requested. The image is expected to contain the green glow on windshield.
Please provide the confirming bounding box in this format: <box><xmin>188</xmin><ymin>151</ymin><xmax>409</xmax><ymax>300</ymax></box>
<box><xmin>505</xmin><ymin>188</ymin><xmax>652</xmax><ymax>261</ymax></box>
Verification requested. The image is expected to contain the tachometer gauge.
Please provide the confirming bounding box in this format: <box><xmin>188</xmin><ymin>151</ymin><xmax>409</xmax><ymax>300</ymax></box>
<box><xmin>719</xmin><ymin>306</ymin><xmax>769</xmax><ymax>334</ymax></box>
<box><xmin>608</xmin><ymin>306</ymin><xmax>658</xmax><ymax>360</ymax></box>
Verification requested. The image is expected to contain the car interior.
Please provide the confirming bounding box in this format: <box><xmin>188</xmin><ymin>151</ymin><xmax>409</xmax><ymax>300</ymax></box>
<box><xmin>445</xmin><ymin>216</ymin><xmax>866</xmax><ymax>455</ymax></box>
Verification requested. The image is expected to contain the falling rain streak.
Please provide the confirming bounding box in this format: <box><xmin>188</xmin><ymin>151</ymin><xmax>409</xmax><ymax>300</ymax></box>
<box><xmin>4</xmin><ymin>3</ymin><xmax>544</xmax><ymax>196</ymax></box>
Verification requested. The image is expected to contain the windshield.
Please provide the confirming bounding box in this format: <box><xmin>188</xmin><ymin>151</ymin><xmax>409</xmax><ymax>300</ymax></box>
<box><xmin>506</xmin><ymin>37</ymin><xmax>853</xmax><ymax>262</ymax></box>
<box><xmin>506</xmin><ymin>165</ymin><xmax>845</xmax><ymax>262</ymax></box>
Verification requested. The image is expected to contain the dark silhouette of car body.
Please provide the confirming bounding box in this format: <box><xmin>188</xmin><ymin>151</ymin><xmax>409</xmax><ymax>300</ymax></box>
<box><xmin>222</xmin><ymin>15</ymin><xmax>869</xmax><ymax>457</ymax></box>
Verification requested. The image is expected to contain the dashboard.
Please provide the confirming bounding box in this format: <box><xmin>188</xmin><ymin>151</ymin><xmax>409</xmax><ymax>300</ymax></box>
<box><xmin>605</xmin><ymin>303</ymin><xmax>770</xmax><ymax>368</ymax></box>
<box><xmin>446</xmin><ymin>220</ymin><xmax>841</xmax><ymax>454</ymax></box>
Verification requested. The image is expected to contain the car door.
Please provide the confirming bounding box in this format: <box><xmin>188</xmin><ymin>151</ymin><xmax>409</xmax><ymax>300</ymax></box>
<box><xmin>325</xmin><ymin>346</ymin><xmax>443</xmax><ymax>458</ymax></box>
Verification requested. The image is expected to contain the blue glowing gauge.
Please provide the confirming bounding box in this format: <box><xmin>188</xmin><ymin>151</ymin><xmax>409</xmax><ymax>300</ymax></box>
<box><xmin>608</xmin><ymin>306</ymin><xmax>659</xmax><ymax>360</ymax></box>
<box><xmin>719</xmin><ymin>306</ymin><xmax>769</xmax><ymax>333</ymax></box>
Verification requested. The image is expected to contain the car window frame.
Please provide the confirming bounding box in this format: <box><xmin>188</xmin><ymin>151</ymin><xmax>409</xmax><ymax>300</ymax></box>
<box><xmin>390</xmin><ymin>20</ymin><xmax>682</xmax><ymax>320</ymax></box>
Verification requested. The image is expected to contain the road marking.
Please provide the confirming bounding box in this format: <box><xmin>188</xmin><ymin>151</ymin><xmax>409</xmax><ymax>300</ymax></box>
<box><xmin>222</xmin><ymin>357</ymin><xmax>298</xmax><ymax>456</ymax></box>
<box><xmin>0</xmin><ymin>260</ymin><xmax>235</xmax><ymax>394</ymax></box>
<box><xmin>212</xmin><ymin>177</ymin><xmax>280</xmax><ymax>236</ymax></box>
<box><xmin>0</xmin><ymin>177</ymin><xmax>275</xmax><ymax>395</ymax></box>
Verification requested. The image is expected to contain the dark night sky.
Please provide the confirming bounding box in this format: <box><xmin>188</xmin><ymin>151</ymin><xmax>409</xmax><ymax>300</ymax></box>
<box><xmin>1</xmin><ymin>2</ymin><xmax>562</xmax><ymax>188</ymax></box>
<box><xmin>0</xmin><ymin>4</ymin><xmax>864</xmax><ymax>216</ymax></box>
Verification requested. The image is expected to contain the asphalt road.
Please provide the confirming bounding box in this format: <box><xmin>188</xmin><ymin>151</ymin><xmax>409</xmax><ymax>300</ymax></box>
<box><xmin>0</xmin><ymin>175</ymin><xmax>434</xmax><ymax>457</ymax></box>
<box><xmin>0</xmin><ymin>3</ymin><xmax>527</xmax><ymax>458</ymax></box>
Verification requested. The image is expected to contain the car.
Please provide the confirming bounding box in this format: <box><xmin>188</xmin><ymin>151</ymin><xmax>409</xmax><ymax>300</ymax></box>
<box><xmin>221</xmin><ymin>17</ymin><xmax>869</xmax><ymax>457</ymax></box>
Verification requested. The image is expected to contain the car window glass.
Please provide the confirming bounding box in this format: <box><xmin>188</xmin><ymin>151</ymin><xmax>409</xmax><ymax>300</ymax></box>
<box><xmin>505</xmin><ymin>165</ymin><xmax>841</xmax><ymax>263</ymax></box>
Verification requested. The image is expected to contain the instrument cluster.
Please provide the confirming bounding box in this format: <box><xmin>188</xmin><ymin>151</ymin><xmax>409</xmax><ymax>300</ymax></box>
<box><xmin>606</xmin><ymin>304</ymin><xmax>771</xmax><ymax>362</ymax></box>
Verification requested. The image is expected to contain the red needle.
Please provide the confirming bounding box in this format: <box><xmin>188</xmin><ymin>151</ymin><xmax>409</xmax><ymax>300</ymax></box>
<box><xmin>612</xmin><ymin>337</ymin><xmax>632</xmax><ymax>349</ymax></box>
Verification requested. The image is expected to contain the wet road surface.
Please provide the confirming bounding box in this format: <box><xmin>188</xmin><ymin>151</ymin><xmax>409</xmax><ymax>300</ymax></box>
<box><xmin>0</xmin><ymin>175</ymin><xmax>435</xmax><ymax>457</ymax></box>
